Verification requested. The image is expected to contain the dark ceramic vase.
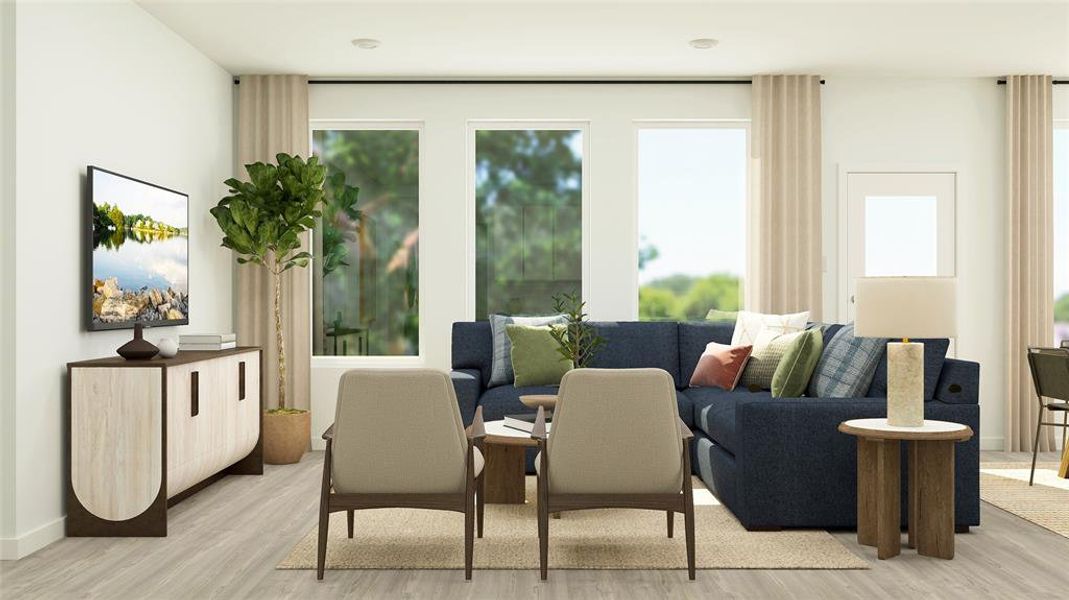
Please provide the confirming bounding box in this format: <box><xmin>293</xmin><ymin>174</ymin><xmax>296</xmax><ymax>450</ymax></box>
<box><xmin>117</xmin><ymin>323</ymin><xmax>159</xmax><ymax>360</ymax></box>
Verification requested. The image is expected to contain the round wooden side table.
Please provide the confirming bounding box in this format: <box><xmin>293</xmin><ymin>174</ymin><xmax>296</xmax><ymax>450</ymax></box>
<box><xmin>468</xmin><ymin>420</ymin><xmax>538</xmax><ymax>504</ymax></box>
<box><xmin>519</xmin><ymin>394</ymin><xmax>558</xmax><ymax>411</ymax></box>
<box><xmin>838</xmin><ymin>418</ymin><xmax>973</xmax><ymax>560</ymax></box>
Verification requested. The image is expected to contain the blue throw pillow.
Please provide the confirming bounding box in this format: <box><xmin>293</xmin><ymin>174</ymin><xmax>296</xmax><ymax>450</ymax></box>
<box><xmin>807</xmin><ymin>323</ymin><xmax>885</xmax><ymax>398</ymax></box>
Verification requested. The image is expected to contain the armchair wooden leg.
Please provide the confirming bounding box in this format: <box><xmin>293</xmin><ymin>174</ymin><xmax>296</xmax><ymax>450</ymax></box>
<box><xmin>316</xmin><ymin>503</ymin><xmax>329</xmax><ymax>580</ymax></box>
<box><xmin>464</xmin><ymin>481</ymin><xmax>475</xmax><ymax>580</ymax></box>
<box><xmin>317</xmin><ymin>445</ymin><xmax>332</xmax><ymax>581</ymax></box>
<box><xmin>538</xmin><ymin>492</ymin><xmax>549</xmax><ymax>580</ymax></box>
<box><xmin>536</xmin><ymin>443</ymin><xmax>549</xmax><ymax>581</ymax></box>
<box><xmin>477</xmin><ymin>472</ymin><xmax>485</xmax><ymax>539</ymax></box>
<box><xmin>347</xmin><ymin>510</ymin><xmax>354</xmax><ymax>539</ymax></box>
<box><xmin>683</xmin><ymin>439</ymin><xmax>696</xmax><ymax>580</ymax></box>
<box><xmin>667</xmin><ymin>511</ymin><xmax>674</xmax><ymax>538</ymax></box>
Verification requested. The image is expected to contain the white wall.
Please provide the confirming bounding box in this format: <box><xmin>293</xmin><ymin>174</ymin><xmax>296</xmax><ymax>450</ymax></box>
<box><xmin>1</xmin><ymin>0</ymin><xmax>234</xmax><ymax>559</ymax></box>
<box><xmin>822</xmin><ymin>78</ymin><xmax>1005</xmax><ymax>449</ymax></box>
<box><xmin>307</xmin><ymin>83</ymin><xmax>750</xmax><ymax>447</ymax></box>
<box><xmin>1</xmin><ymin>0</ymin><xmax>18</xmax><ymax>554</ymax></box>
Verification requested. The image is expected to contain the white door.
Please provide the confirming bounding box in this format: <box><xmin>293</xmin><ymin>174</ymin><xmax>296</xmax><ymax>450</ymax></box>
<box><xmin>841</xmin><ymin>171</ymin><xmax>956</xmax><ymax>322</ymax></box>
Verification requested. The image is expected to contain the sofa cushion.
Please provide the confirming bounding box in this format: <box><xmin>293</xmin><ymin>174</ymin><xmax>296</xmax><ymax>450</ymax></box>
<box><xmin>866</xmin><ymin>338</ymin><xmax>950</xmax><ymax>401</ymax></box>
<box><xmin>684</xmin><ymin>387</ymin><xmax>771</xmax><ymax>455</ymax></box>
<box><xmin>589</xmin><ymin>322</ymin><xmax>681</xmax><ymax>386</ymax></box>
<box><xmin>690</xmin><ymin>342</ymin><xmax>752</xmax><ymax>390</ymax></box>
<box><xmin>481</xmin><ymin>383</ymin><xmax>696</xmax><ymax>428</ymax></box>
<box><xmin>732</xmin><ymin>310</ymin><xmax>809</xmax><ymax>346</ymax></box>
<box><xmin>477</xmin><ymin>384</ymin><xmax>562</xmax><ymax>422</ymax></box>
<box><xmin>738</xmin><ymin>330</ymin><xmax>804</xmax><ymax>391</ymax></box>
<box><xmin>679</xmin><ymin>321</ymin><xmax>735</xmax><ymax>385</ymax></box>
<box><xmin>489</xmin><ymin>314</ymin><xmax>566</xmax><ymax>387</ymax></box>
<box><xmin>507</xmin><ymin>324</ymin><xmax>572</xmax><ymax>386</ymax></box>
<box><xmin>452</xmin><ymin>322</ymin><xmax>494</xmax><ymax>388</ymax></box>
<box><xmin>771</xmin><ymin>328</ymin><xmax>824</xmax><ymax>398</ymax></box>
<box><xmin>807</xmin><ymin>323</ymin><xmax>884</xmax><ymax>398</ymax></box>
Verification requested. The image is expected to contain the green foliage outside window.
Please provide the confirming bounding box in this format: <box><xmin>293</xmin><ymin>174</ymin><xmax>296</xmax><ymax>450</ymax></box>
<box><xmin>312</xmin><ymin>129</ymin><xmax>419</xmax><ymax>356</ymax></box>
<box><xmin>475</xmin><ymin>129</ymin><xmax>583</xmax><ymax>318</ymax></box>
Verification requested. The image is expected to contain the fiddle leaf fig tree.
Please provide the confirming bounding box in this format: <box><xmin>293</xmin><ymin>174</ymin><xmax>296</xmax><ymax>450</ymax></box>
<box><xmin>211</xmin><ymin>153</ymin><xmax>326</xmax><ymax>412</ymax></box>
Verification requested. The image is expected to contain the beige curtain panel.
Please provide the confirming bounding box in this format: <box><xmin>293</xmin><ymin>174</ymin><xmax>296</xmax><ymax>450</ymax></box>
<box><xmin>235</xmin><ymin>74</ymin><xmax>311</xmax><ymax>411</ymax></box>
<box><xmin>750</xmin><ymin>75</ymin><xmax>823</xmax><ymax>319</ymax></box>
<box><xmin>1005</xmin><ymin>75</ymin><xmax>1055</xmax><ymax>453</ymax></box>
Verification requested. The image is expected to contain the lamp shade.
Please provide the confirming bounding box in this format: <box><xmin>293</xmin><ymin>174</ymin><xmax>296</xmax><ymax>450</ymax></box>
<box><xmin>854</xmin><ymin>277</ymin><xmax>957</xmax><ymax>339</ymax></box>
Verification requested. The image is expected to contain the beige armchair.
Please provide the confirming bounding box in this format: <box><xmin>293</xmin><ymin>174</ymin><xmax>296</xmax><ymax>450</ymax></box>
<box><xmin>317</xmin><ymin>369</ymin><xmax>486</xmax><ymax>580</ymax></box>
<box><xmin>532</xmin><ymin>368</ymin><xmax>695</xmax><ymax>580</ymax></box>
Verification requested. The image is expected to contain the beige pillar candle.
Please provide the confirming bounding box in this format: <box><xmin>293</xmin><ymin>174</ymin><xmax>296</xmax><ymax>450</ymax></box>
<box><xmin>886</xmin><ymin>342</ymin><xmax>924</xmax><ymax>427</ymax></box>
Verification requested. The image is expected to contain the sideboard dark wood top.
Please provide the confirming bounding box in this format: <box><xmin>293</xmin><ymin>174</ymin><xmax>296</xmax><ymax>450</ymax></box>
<box><xmin>68</xmin><ymin>347</ymin><xmax>261</xmax><ymax>369</ymax></box>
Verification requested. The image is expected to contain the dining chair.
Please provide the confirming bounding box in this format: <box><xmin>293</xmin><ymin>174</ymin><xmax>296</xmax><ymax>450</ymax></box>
<box><xmin>318</xmin><ymin>369</ymin><xmax>486</xmax><ymax>580</ymax></box>
<box><xmin>530</xmin><ymin>368</ymin><xmax>695</xmax><ymax>580</ymax></box>
<box><xmin>1025</xmin><ymin>347</ymin><xmax>1069</xmax><ymax>485</ymax></box>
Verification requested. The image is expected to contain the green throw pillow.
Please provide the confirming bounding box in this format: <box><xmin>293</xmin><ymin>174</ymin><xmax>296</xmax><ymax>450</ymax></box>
<box><xmin>771</xmin><ymin>328</ymin><xmax>824</xmax><ymax>398</ymax></box>
<box><xmin>738</xmin><ymin>330</ymin><xmax>803</xmax><ymax>391</ymax></box>
<box><xmin>507</xmin><ymin>324</ymin><xmax>573</xmax><ymax>387</ymax></box>
<box><xmin>706</xmin><ymin>309</ymin><xmax>739</xmax><ymax>323</ymax></box>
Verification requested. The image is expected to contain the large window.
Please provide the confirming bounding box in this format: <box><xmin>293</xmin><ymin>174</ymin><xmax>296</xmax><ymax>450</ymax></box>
<box><xmin>311</xmin><ymin>127</ymin><xmax>419</xmax><ymax>356</ymax></box>
<box><xmin>637</xmin><ymin>126</ymin><xmax>747</xmax><ymax>320</ymax></box>
<box><xmin>1055</xmin><ymin>125</ymin><xmax>1069</xmax><ymax>345</ymax></box>
<box><xmin>474</xmin><ymin>127</ymin><xmax>583</xmax><ymax>318</ymax></box>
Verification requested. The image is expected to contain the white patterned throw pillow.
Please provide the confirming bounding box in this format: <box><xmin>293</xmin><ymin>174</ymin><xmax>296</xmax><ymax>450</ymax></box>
<box><xmin>731</xmin><ymin>310</ymin><xmax>810</xmax><ymax>346</ymax></box>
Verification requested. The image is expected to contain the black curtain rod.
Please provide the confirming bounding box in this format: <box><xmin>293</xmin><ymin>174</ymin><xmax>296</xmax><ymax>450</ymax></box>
<box><xmin>232</xmin><ymin>78</ymin><xmax>826</xmax><ymax>85</ymax></box>
<box><xmin>996</xmin><ymin>79</ymin><xmax>1068</xmax><ymax>85</ymax></box>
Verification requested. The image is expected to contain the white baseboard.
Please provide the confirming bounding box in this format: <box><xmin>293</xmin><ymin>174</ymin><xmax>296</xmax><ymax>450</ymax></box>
<box><xmin>980</xmin><ymin>436</ymin><xmax>1005</xmax><ymax>451</ymax></box>
<box><xmin>0</xmin><ymin>516</ymin><xmax>64</xmax><ymax>560</ymax></box>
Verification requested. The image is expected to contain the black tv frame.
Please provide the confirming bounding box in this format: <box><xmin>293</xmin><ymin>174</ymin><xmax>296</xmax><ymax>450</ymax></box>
<box><xmin>86</xmin><ymin>165</ymin><xmax>190</xmax><ymax>331</ymax></box>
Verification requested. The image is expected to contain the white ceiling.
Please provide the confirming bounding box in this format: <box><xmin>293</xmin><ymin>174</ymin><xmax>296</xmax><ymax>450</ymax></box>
<box><xmin>137</xmin><ymin>1</ymin><xmax>1069</xmax><ymax>78</ymax></box>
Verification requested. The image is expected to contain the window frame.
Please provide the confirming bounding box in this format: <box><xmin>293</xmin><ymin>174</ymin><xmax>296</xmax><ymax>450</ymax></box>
<box><xmin>631</xmin><ymin>119</ymin><xmax>751</xmax><ymax>320</ymax></box>
<box><xmin>1053</xmin><ymin>119</ymin><xmax>1069</xmax><ymax>345</ymax></box>
<box><xmin>465</xmin><ymin>119</ymin><xmax>591</xmax><ymax>321</ymax></box>
<box><xmin>308</xmin><ymin>119</ymin><xmax>426</xmax><ymax>367</ymax></box>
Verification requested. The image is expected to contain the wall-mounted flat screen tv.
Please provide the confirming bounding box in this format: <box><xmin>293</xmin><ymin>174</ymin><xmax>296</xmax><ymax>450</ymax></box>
<box><xmin>87</xmin><ymin>166</ymin><xmax>189</xmax><ymax>330</ymax></box>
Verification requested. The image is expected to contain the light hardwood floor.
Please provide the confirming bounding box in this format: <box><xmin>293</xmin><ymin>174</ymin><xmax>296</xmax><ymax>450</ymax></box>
<box><xmin>2</xmin><ymin>451</ymin><xmax>1067</xmax><ymax>599</ymax></box>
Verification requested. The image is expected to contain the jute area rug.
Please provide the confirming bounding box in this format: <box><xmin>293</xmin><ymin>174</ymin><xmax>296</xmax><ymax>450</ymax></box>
<box><xmin>980</xmin><ymin>462</ymin><xmax>1069</xmax><ymax>539</ymax></box>
<box><xmin>278</xmin><ymin>477</ymin><xmax>868</xmax><ymax>571</ymax></box>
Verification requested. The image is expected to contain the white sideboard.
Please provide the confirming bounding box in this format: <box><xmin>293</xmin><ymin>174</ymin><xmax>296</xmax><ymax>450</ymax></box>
<box><xmin>67</xmin><ymin>347</ymin><xmax>262</xmax><ymax>536</ymax></box>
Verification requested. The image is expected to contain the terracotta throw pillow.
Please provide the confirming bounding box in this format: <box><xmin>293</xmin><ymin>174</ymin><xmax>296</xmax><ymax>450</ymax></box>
<box><xmin>689</xmin><ymin>342</ymin><xmax>753</xmax><ymax>390</ymax></box>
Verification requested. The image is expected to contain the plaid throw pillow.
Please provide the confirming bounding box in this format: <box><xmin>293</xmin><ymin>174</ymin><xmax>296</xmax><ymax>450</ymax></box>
<box><xmin>807</xmin><ymin>323</ymin><xmax>884</xmax><ymax>398</ymax></box>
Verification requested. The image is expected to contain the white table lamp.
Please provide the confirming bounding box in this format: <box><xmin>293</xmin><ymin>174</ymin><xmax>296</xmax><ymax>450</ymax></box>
<box><xmin>855</xmin><ymin>277</ymin><xmax>957</xmax><ymax>427</ymax></box>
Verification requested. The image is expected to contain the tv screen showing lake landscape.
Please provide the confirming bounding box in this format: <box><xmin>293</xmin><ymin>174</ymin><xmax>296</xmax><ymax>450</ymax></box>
<box><xmin>88</xmin><ymin>167</ymin><xmax>189</xmax><ymax>330</ymax></box>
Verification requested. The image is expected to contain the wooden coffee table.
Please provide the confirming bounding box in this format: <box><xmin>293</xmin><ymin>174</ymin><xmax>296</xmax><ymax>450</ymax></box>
<box><xmin>469</xmin><ymin>420</ymin><xmax>538</xmax><ymax>504</ymax></box>
<box><xmin>839</xmin><ymin>418</ymin><xmax>973</xmax><ymax>560</ymax></box>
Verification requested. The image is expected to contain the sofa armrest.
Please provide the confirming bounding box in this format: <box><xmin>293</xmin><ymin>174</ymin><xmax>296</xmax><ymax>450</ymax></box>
<box><xmin>451</xmin><ymin>368</ymin><xmax>482</xmax><ymax>425</ymax></box>
<box><xmin>934</xmin><ymin>359</ymin><xmax>980</xmax><ymax>405</ymax></box>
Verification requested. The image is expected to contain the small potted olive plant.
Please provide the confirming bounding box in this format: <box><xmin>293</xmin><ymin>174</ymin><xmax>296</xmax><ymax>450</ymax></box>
<box><xmin>211</xmin><ymin>153</ymin><xmax>347</xmax><ymax>464</ymax></box>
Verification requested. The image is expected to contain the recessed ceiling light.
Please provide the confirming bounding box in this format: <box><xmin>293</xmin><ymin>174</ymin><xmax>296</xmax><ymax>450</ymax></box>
<box><xmin>689</xmin><ymin>38</ymin><xmax>719</xmax><ymax>50</ymax></box>
<box><xmin>351</xmin><ymin>38</ymin><xmax>381</xmax><ymax>50</ymax></box>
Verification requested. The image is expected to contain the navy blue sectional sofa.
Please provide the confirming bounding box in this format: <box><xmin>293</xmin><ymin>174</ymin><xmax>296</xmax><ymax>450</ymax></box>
<box><xmin>450</xmin><ymin>320</ymin><xmax>981</xmax><ymax>531</ymax></box>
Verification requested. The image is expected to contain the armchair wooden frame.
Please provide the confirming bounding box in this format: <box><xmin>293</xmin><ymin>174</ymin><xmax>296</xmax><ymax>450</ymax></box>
<box><xmin>530</xmin><ymin>406</ymin><xmax>696</xmax><ymax>581</ymax></box>
<box><xmin>317</xmin><ymin>406</ymin><xmax>487</xmax><ymax>580</ymax></box>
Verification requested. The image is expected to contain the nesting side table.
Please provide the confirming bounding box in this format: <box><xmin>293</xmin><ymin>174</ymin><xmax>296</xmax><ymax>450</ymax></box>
<box><xmin>838</xmin><ymin>418</ymin><xmax>973</xmax><ymax>560</ymax></box>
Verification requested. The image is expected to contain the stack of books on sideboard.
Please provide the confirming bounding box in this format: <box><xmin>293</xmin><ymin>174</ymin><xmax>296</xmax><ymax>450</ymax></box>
<box><xmin>179</xmin><ymin>333</ymin><xmax>237</xmax><ymax>351</ymax></box>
